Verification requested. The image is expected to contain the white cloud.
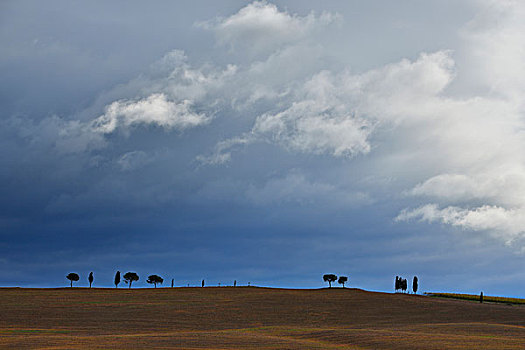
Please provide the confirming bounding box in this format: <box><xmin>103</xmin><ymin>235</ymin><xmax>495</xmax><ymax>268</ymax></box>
<box><xmin>458</xmin><ymin>0</ymin><xmax>525</xmax><ymax>99</ymax></box>
<box><xmin>252</xmin><ymin>100</ymin><xmax>372</xmax><ymax>157</ymax></box>
<box><xmin>150</xmin><ymin>50</ymin><xmax>239</xmax><ymax>102</ymax></box>
<box><xmin>409</xmin><ymin>172</ymin><xmax>525</xmax><ymax>207</ymax></box>
<box><xmin>396</xmin><ymin>204</ymin><xmax>525</xmax><ymax>244</ymax></box>
<box><xmin>394</xmin><ymin>1</ymin><xmax>525</xmax><ymax>248</ymax></box>
<box><xmin>92</xmin><ymin>93</ymin><xmax>210</xmax><ymax>134</ymax></box>
<box><xmin>203</xmin><ymin>51</ymin><xmax>454</xmax><ymax>163</ymax></box>
<box><xmin>199</xmin><ymin>1</ymin><xmax>339</xmax><ymax>55</ymax></box>
<box><xmin>17</xmin><ymin>92</ymin><xmax>211</xmax><ymax>154</ymax></box>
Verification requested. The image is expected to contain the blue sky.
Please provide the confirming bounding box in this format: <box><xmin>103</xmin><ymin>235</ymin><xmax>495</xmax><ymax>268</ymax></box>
<box><xmin>2</xmin><ymin>0</ymin><xmax>525</xmax><ymax>296</ymax></box>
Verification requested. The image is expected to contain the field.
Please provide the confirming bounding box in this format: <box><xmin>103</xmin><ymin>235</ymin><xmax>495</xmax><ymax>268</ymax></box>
<box><xmin>426</xmin><ymin>292</ymin><xmax>525</xmax><ymax>305</ymax></box>
<box><xmin>1</xmin><ymin>287</ymin><xmax>525</xmax><ymax>349</ymax></box>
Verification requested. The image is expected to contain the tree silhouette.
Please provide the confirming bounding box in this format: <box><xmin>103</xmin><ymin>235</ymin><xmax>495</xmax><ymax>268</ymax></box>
<box><xmin>171</xmin><ymin>279</ymin><xmax>174</xmax><ymax>288</ymax></box>
<box><xmin>88</xmin><ymin>272</ymin><xmax>94</xmax><ymax>288</ymax></box>
<box><xmin>401</xmin><ymin>278</ymin><xmax>407</xmax><ymax>293</ymax></box>
<box><xmin>323</xmin><ymin>274</ymin><xmax>337</xmax><ymax>288</ymax></box>
<box><xmin>147</xmin><ymin>275</ymin><xmax>164</xmax><ymax>288</ymax></box>
<box><xmin>66</xmin><ymin>273</ymin><xmax>79</xmax><ymax>288</ymax></box>
<box><xmin>395</xmin><ymin>276</ymin><xmax>399</xmax><ymax>292</ymax></box>
<box><xmin>114</xmin><ymin>271</ymin><xmax>121</xmax><ymax>288</ymax></box>
<box><xmin>412</xmin><ymin>276</ymin><xmax>418</xmax><ymax>294</ymax></box>
<box><xmin>123</xmin><ymin>272</ymin><xmax>139</xmax><ymax>289</ymax></box>
<box><xmin>338</xmin><ymin>276</ymin><xmax>348</xmax><ymax>288</ymax></box>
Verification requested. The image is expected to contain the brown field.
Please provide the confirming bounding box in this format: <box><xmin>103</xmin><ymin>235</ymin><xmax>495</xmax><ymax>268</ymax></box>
<box><xmin>1</xmin><ymin>287</ymin><xmax>525</xmax><ymax>349</ymax></box>
<box><xmin>426</xmin><ymin>292</ymin><xmax>525</xmax><ymax>305</ymax></box>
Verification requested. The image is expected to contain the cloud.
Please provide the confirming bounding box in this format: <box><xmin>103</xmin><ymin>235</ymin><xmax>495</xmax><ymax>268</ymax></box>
<box><xmin>252</xmin><ymin>99</ymin><xmax>372</xmax><ymax>157</ymax></box>
<box><xmin>396</xmin><ymin>204</ymin><xmax>525</xmax><ymax>245</ymax></box>
<box><xmin>196</xmin><ymin>135</ymin><xmax>254</xmax><ymax>165</ymax></box>
<box><xmin>458</xmin><ymin>0</ymin><xmax>525</xmax><ymax>98</ymax></box>
<box><xmin>408</xmin><ymin>172</ymin><xmax>525</xmax><ymax>206</ymax></box>
<box><xmin>5</xmin><ymin>115</ymin><xmax>107</xmax><ymax>154</ymax></box>
<box><xmin>199</xmin><ymin>1</ymin><xmax>339</xmax><ymax>55</ymax></box>
<box><xmin>117</xmin><ymin>151</ymin><xmax>152</xmax><ymax>171</ymax></box>
<box><xmin>92</xmin><ymin>93</ymin><xmax>210</xmax><ymax>134</ymax></box>
<box><xmin>11</xmin><ymin>92</ymin><xmax>210</xmax><ymax>155</ymax></box>
<box><xmin>394</xmin><ymin>1</ymin><xmax>525</xmax><ymax>249</ymax></box>
<box><xmin>202</xmin><ymin>51</ymin><xmax>454</xmax><ymax>164</ymax></box>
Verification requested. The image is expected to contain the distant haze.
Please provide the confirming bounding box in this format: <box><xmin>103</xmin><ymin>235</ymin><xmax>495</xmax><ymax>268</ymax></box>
<box><xmin>1</xmin><ymin>1</ymin><xmax>525</xmax><ymax>297</ymax></box>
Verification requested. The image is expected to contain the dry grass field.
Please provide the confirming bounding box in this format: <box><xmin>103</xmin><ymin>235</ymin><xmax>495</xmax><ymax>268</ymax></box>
<box><xmin>426</xmin><ymin>292</ymin><xmax>525</xmax><ymax>305</ymax></box>
<box><xmin>1</xmin><ymin>286</ymin><xmax>525</xmax><ymax>349</ymax></box>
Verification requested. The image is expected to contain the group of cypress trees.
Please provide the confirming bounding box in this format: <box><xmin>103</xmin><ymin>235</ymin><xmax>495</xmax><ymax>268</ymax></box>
<box><xmin>395</xmin><ymin>275</ymin><xmax>418</xmax><ymax>294</ymax></box>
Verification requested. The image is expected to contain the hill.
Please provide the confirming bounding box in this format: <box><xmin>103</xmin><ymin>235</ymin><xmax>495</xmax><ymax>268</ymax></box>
<box><xmin>1</xmin><ymin>287</ymin><xmax>524</xmax><ymax>349</ymax></box>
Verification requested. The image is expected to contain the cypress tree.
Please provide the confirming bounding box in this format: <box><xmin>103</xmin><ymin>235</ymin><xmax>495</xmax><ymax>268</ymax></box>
<box><xmin>114</xmin><ymin>271</ymin><xmax>121</xmax><ymax>288</ymax></box>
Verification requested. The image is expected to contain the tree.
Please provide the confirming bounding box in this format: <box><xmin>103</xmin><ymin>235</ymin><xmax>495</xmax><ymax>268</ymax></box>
<box><xmin>123</xmin><ymin>272</ymin><xmax>139</xmax><ymax>289</ymax></box>
<box><xmin>323</xmin><ymin>274</ymin><xmax>337</xmax><ymax>288</ymax></box>
<box><xmin>338</xmin><ymin>276</ymin><xmax>348</xmax><ymax>288</ymax></box>
<box><xmin>88</xmin><ymin>272</ymin><xmax>94</xmax><ymax>288</ymax></box>
<box><xmin>66</xmin><ymin>273</ymin><xmax>79</xmax><ymax>288</ymax></box>
<box><xmin>412</xmin><ymin>276</ymin><xmax>418</xmax><ymax>294</ymax></box>
<box><xmin>147</xmin><ymin>275</ymin><xmax>164</xmax><ymax>288</ymax></box>
<box><xmin>171</xmin><ymin>279</ymin><xmax>174</xmax><ymax>288</ymax></box>
<box><xmin>114</xmin><ymin>271</ymin><xmax>121</xmax><ymax>288</ymax></box>
<box><xmin>395</xmin><ymin>276</ymin><xmax>400</xmax><ymax>292</ymax></box>
<box><xmin>401</xmin><ymin>278</ymin><xmax>407</xmax><ymax>293</ymax></box>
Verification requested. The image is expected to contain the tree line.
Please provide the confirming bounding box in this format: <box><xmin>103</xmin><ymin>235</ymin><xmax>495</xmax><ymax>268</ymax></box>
<box><xmin>66</xmin><ymin>272</ymin><xmax>242</xmax><ymax>289</ymax></box>
<box><xmin>67</xmin><ymin>271</ymin><xmax>419</xmax><ymax>292</ymax></box>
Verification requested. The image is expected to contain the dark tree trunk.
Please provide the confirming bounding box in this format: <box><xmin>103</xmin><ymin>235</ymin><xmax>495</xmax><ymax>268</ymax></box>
<box><xmin>70</xmin><ymin>280</ymin><xmax>72</xmax><ymax>288</ymax></box>
<box><xmin>329</xmin><ymin>281</ymin><xmax>331</xmax><ymax>288</ymax></box>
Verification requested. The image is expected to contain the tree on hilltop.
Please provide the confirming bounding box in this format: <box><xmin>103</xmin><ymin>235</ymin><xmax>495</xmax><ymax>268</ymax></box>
<box><xmin>323</xmin><ymin>274</ymin><xmax>337</xmax><ymax>288</ymax></box>
<box><xmin>114</xmin><ymin>271</ymin><xmax>121</xmax><ymax>288</ymax></box>
<box><xmin>66</xmin><ymin>272</ymin><xmax>79</xmax><ymax>288</ymax></box>
<box><xmin>147</xmin><ymin>275</ymin><xmax>164</xmax><ymax>288</ymax></box>
<box><xmin>412</xmin><ymin>276</ymin><xmax>418</xmax><ymax>294</ymax></box>
<box><xmin>401</xmin><ymin>278</ymin><xmax>407</xmax><ymax>293</ymax></box>
<box><xmin>123</xmin><ymin>272</ymin><xmax>139</xmax><ymax>289</ymax></box>
<box><xmin>338</xmin><ymin>276</ymin><xmax>348</xmax><ymax>288</ymax></box>
<box><xmin>88</xmin><ymin>272</ymin><xmax>94</xmax><ymax>288</ymax></box>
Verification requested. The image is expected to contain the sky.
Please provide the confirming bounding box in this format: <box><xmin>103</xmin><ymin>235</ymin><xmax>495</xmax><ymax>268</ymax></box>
<box><xmin>1</xmin><ymin>0</ymin><xmax>525</xmax><ymax>296</ymax></box>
